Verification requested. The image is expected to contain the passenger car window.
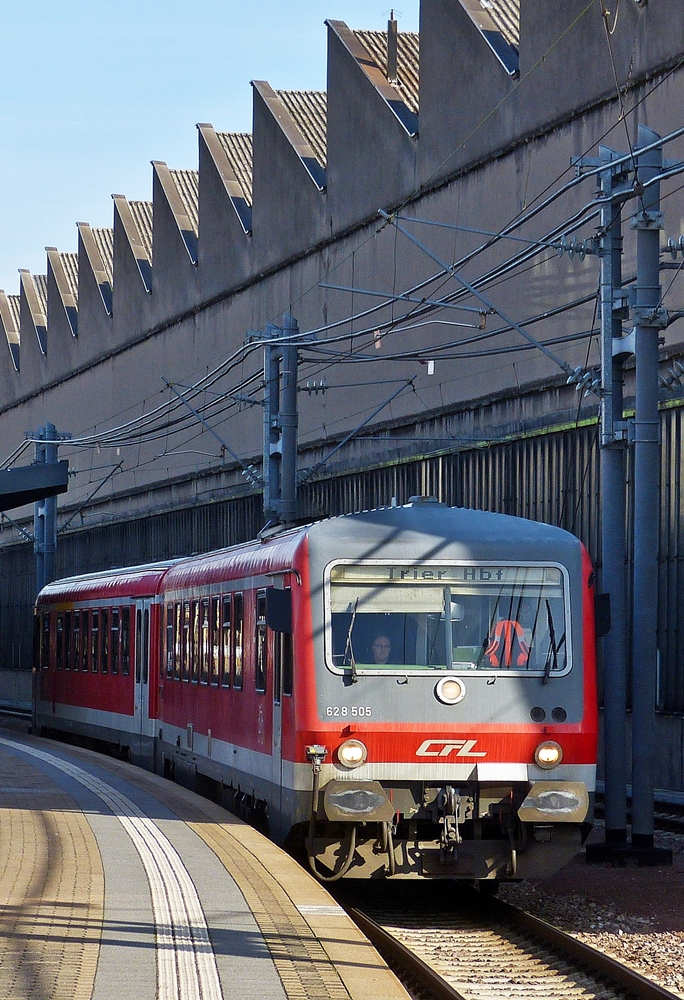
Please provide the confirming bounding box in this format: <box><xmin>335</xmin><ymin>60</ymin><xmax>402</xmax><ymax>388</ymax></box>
<box><xmin>121</xmin><ymin>607</ymin><xmax>130</xmax><ymax>676</ymax></box>
<box><xmin>111</xmin><ymin>609</ymin><xmax>119</xmax><ymax>675</ymax></box>
<box><xmin>233</xmin><ymin>593</ymin><xmax>243</xmax><ymax>690</ymax></box>
<box><xmin>221</xmin><ymin>596</ymin><xmax>231</xmax><ymax>687</ymax></box>
<box><xmin>255</xmin><ymin>591</ymin><xmax>267</xmax><ymax>693</ymax></box>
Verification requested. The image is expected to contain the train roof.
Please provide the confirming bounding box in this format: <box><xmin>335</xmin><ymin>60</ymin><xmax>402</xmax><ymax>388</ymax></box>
<box><xmin>35</xmin><ymin>500</ymin><xmax>583</xmax><ymax>604</ymax></box>
<box><xmin>308</xmin><ymin>500</ymin><xmax>579</xmax><ymax>546</ymax></box>
<box><xmin>161</xmin><ymin>525</ymin><xmax>308</xmax><ymax>592</ymax></box>
<box><xmin>36</xmin><ymin>558</ymin><xmax>180</xmax><ymax>604</ymax></box>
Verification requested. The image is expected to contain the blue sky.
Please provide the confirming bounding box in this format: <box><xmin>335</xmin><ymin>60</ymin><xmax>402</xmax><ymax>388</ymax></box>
<box><xmin>0</xmin><ymin>1</ymin><xmax>419</xmax><ymax>293</ymax></box>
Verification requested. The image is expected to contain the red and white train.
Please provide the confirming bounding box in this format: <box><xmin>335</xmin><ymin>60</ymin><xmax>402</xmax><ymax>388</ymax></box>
<box><xmin>34</xmin><ymin>498</ymin><xmax>598</xmax><ymax>883</ymax></box>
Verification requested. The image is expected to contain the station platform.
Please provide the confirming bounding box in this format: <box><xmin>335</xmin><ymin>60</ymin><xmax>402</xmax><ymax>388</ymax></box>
<box><xmin>0</xmin><ymin>731</ymin><xmax>409</xmax><ymax>1000</ymax></box>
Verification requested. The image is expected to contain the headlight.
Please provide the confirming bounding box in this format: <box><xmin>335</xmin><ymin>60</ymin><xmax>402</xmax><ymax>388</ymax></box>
<box><xmin>534</xmin><ymin>740</ymin><xmax>563</xmax><ymax>769</ymax></box>
<box><xmin>336</xmin><ymin>738</ymin><xmax>367</xmax><ymax>768</ymax></box>
<box><xmin>435</xmin><ymin>676</ymin><xmax>466</xmax><ymax>705</ymax></box>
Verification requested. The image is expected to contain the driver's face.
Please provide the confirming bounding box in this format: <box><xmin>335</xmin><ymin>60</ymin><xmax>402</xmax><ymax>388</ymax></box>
<box><xmin>372</xmin><ymin>637</ymin><xmax>391</xmax><ymax>664</ymax></box>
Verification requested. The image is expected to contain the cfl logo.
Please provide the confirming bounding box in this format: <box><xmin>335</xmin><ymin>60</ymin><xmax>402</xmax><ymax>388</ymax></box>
<box><xmin>416</xmin><ymin>739</ymin><xmax>487</xmax><ymax>758</ymax></box>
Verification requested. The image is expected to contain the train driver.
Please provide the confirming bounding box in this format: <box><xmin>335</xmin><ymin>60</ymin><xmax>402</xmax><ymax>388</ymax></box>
<box><xmin>371</xmin><ymin>634</ymin><xmax>392</xmax><ymax>664</ymax></box>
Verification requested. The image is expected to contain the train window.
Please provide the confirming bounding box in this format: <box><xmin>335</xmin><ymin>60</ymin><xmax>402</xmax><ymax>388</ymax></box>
<box><xmin>81</xmin><ymin>610</ymin><xmax>89</xmax><ymax>671</ymax></box>
<box><xmin>221</xmin><ymin>596</ymin><xmax>231</xmax><ymax>687</ymax></box>
<box><xmin>173</xmin><ymin>603</ymin><xmax>181</xmax><ymax>680</ymax></box>
<box><xmin>101</xmin><ymin>608</ymin><xmax>109</xmax><ymax>673</ymax></box>
<box><xmin>56</xmin><ymin>613</ymin><xmax>64</xmax><ymax>670</ymax></box>
<box><xmin>190</xmin><ymin>600</ymin><xmax>199</xmax><ymax>683</ymax></box>
<box><xmin>210</xmin><ymin>596</ymin><xmax>220</xmax><ymax>686</ymax></box>
<box><xmin>64</xmin><ymin>612</ymin><xmax>72</xmax><ymax>670</ymax></box>
<box><xmin>40</xmin><ymin>612</ymin><xmax>50</xmax><ymax>669</ymax></box>
<box><xmin>200</xmin><ymin>598</ymin><xmax>210</xmax><ymax>684</ymax></box>
<box><xmin>282</xmin><ymin>634</ymin><xmax>293</xmax><ymax>697</ymax></box>
<box><xmin>121</xmin><ymin>607</ymin><xmax>130</xmax><ymax>676</ymax></box>
<box><xmin>255</xmin><ymin>590</ymin><xmax>267</xmax><ymax>693</ymax></box>
<box><xmin>73</xmin><ymin>611</ymin><xmax>81</xmax><ymax>672</ymax></box>
<box><xmin>165</xmin><ymin>605</ymin><xmax>173</xmax><ymax>679</ymax></box>
<box><xmin>328</xmin><ymin>563</ymin><xmax>570</xmax><ymax>676</ymax></box>
<box><xmin>233</xmin><ymin>593</ymin><xmax>243</xmax><ymax>690</ymax></box>
<box><xmin>182</xmin><ymin>601</ymin><xmax>191</xmax><ymax>682</ymax></box>
<box><xmin>91</xmin><ymin>610</ymin><xmax>100</xmax><ymax>673</ymax></box>
<box><xmin>111</xmin><ymin>609</ymin><xmax>119</xmax><ymax>675</ymax></box>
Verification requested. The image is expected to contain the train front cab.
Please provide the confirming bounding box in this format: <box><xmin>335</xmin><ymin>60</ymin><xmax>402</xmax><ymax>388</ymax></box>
<box><xmin>299</xmin><ymin>505</ymin><xmax>599</xmax><ymax>883</ymax></box>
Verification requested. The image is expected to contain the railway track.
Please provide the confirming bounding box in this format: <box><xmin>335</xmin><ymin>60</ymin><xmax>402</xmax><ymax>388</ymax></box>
<box><xmin>594</xmin><ymin>802</ymin><xmax>684</xmax><ymax>834</ymax></box>
<box><xmin>340</xmin><ymin>883</ymin><xmax>679</xmax><ymax>1000</ymax></box>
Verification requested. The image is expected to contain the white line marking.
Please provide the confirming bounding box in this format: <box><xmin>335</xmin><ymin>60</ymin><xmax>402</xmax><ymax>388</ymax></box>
<box><xmin>296</xmin><ymin>905</ymin><xmax>346</xmax><ymax>917</ymax></box>
<box><xmin>0</xmin><ymin>739</ymin><xmax>223</xmax><ymax>1000</ymax></box>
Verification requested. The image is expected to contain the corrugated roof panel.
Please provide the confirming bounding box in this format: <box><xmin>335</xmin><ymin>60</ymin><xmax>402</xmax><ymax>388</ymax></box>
<box><xmin>217</xmin><ymin>133</ymin><xmax>253</xmax><ymax>206</ymax></box>
<box><xmin>129</xmin><ymin>201</ymin><xmax>153</xmax><ymax>258</ymax></box>
<box><xmin>353</xmin><ymin>30</ymin><xmax>420</xmax><ymax>114</ymax></box>
<box><xmin>7</xmin><ymin>295</ymin><xmax>20</xmax><ymax>330</ymax></box>
<box><xmin>170</xmin><ymin>169</ymin><xmax>199</xmax><ymax>235</ymax></box>
<box><xmin>277</xmin><ymin>91</ymin><xmax>327</xmax><ymax>167</ymax></box>
<box><xmin>33</xmin><ymin>275</ymin><xmax>48</xmax><ymax>314</ymax></box>
<box><xmin>484</xmin><ymin>0</ymin><xmax>520</xmax><ymax>49</ymax></box>
<box><xmin>59</xmin><ymin>252</ymin><xmax>79</xmax><ymax>301</ymax></box>
<box><xmin>92</xmin><ymin>228</ymin><xmax>113</xmax><ymax>282</ymax></box>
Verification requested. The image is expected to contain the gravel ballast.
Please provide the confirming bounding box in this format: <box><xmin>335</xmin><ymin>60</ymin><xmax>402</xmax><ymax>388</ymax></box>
<box><xmin>499</xmin><ymin>824</ymin><xmax>684</xmax><ymax>997</ymax></box>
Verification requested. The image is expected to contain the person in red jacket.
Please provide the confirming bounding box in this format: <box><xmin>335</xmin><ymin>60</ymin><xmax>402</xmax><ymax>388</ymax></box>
<box><xmin>485</xmin><ymin>616</ymin><xmax>530</xmax><ymax>668</ymax></box>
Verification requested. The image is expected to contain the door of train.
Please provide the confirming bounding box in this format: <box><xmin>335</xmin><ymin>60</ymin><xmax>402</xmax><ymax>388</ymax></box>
<box><xmin>271</xmin><ymin>629</ymin><xmax>283</xmax><ymax>839</ymax></box>
<box><xmin>134</xmin><ymin>599</ymin><xmax>152</xmax><ymax>735</ymax></box>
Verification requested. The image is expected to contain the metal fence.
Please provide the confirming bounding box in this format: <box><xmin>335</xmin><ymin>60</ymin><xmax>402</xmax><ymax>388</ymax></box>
<box><xmin>2</xmin><ymin>409</ymin><xmax>683</xmax><ymax>711</ymax></box>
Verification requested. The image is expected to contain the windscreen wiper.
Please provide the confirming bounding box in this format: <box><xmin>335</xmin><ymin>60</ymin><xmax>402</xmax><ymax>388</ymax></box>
<box><xmin>343</xmin><ymin>598</ymin><xmax>359</xmax><ymax>683</ymax></box>
<box><xmin>543</xmin><ymin>598</ymin><xmax>558</xmax><ymax>685</ymax></box>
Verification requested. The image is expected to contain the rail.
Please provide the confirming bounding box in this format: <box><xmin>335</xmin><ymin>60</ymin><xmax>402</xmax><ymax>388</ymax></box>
<box><xmin>346</xmin><ymin>887</ymin><xmax>680</xmax><ymax>1000</ymax></box>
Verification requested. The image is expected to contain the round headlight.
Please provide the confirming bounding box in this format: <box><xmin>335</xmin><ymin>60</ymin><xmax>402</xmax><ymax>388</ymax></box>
<box><xmin>435</xmin><ymin>676</ymin><xmax>466</xmax><ymax>705</ymax></box>
<box><xmin>337</xmin><ymin>738</ymin><xmax>367</xmax><ymax>769</ymax></box>
<box><xmin>534</xmin><ymin>740</ymin><xmax>563</xmax><ymax>769</ymax></box>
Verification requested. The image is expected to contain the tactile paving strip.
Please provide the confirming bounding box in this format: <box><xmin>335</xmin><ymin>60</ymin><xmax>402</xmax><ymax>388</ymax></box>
<box><xmin>45</xmin><ymin>743</ymin><xmax>406</xmax><ymax>1000</ymax></box>
<box><xmin>0</xmin><ymin>751</ymin><xmax>103</xmax><ymax>1000</ymax></box>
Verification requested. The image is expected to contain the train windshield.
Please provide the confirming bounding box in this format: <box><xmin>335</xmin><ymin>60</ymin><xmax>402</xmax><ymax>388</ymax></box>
<box><xmin>328</xmin><ymin>562</ymin><xmax>568</xmax><ymax>675</ymax></box>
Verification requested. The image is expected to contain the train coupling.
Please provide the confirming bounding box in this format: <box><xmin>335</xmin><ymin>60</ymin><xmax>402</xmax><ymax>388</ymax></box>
<box><xmin>438</xmin><ymin>785</ymin><xmax>462</xmax><ymax>864</ymax></box>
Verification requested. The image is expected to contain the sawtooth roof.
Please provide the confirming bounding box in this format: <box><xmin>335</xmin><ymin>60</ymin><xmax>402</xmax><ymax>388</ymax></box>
<box><xmin>217</xmin><ymin>133</ymin><xmax>253</xmax><ymax>206</ymax></box>
<box><xmin>7</xmin><ymin>295</ymin><xmax>20</xmax><ymax>330</ymax></box>
<box><xmin>129</xmin><ymin>201</ymin><xmax>153</xmax><ymax>258</ymax></box>
<box><xmin>353</xmin><ymin>30</ymin><xmax>420</xmax><ymax>114</ymax></box>
<box><xmin>484</xmin><ymin>0</ymin><xmax>520</xmax><ymax>49</ymax></box>
<box><xmin>277</xmin><ymin>90</ymin><xmax>327</xmax><ymax>167</ymax></box>
<box><xmin>92</xmin><ymin>228</ymin><xmax>113</xmax><ymax>282</ymax></box>
<box><xmin>34</xmin><ymin>275</ymin><xmax>48</xmax><ymax>314</ymax></box>
<box><xmin>59</xmin><ymin>252</ymin><xmax>79</xmax><ymax>301</ymax></box>
<box><xmin>171</xmin><ymin>170</ymin><xmax>199</xmax><ymax>234</ymax></box>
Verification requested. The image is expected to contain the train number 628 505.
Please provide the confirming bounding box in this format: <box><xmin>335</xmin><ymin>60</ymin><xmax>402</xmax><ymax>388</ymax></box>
<box><xmin>325</xmin><ymin>706</ymin><xmax>372</xmax><ymax>717</ymax></box>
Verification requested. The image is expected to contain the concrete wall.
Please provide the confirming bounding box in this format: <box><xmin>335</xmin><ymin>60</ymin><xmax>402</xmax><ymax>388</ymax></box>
<box><xmin>0</xmin><ymin>671</ymin><xmax>32</xmax><ymax>712</ymax></box>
